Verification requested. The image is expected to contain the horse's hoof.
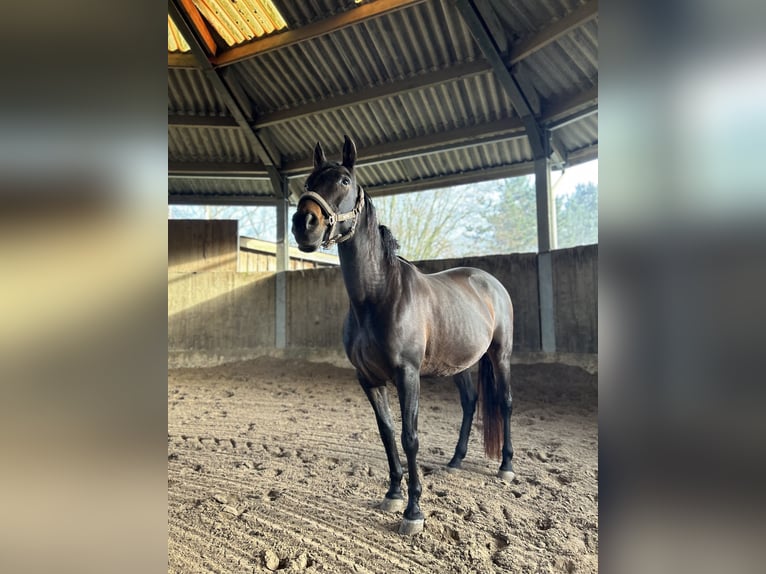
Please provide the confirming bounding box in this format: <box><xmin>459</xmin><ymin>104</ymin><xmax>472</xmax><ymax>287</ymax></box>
<box><xmin>379</xmin><ymin>497</ymin><xmax>405</xmax><ymax>512</ymax></box>
<box><xmin>497</xmin><ymin>470</ymin><xmax>516</xmax><ymax>482</ymax></box>
<box><xmin>446</xmin><ymin>465</ymin><xmax>461</xmax><ymax>474</ymax></box>
<box><xmin>398</xmin><ymin>518</ymin><xmax>425</xmax><ymax>536</ymax></box>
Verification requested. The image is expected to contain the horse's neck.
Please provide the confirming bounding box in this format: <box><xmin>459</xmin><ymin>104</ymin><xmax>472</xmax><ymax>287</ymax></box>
<box><xmin>337</xmin><ymin>205</ymin><xmax>399</xmax><ymax>307</ymax></box>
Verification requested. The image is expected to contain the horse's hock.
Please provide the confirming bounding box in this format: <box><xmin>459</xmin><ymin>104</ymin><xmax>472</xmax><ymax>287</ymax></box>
<box><xmin>168</xmin><ymin>357</ymin><xmax>598</xmax><ymax>573</ymax></box>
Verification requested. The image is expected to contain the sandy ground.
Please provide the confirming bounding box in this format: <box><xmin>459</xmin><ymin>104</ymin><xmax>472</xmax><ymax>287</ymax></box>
<box><xmin>168</xmin><ymin>357</ymin><xmax>598</xmax><ymax>573</ymax></box>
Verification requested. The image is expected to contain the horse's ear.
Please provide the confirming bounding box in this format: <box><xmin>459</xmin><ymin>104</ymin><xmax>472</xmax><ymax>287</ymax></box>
<box><xmin>342</xmin><ymin>135</ymin><xmax>357</xmax><ymax>170</ymax></box>
<box><xmin>313</xmin><ymin>142</ymin><xmax>327</xmax><ymax>170</ymax></box>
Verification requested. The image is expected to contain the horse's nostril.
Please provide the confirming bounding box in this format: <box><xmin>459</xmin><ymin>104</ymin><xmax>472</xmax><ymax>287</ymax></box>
<box><xmin>306</xmin><ymin>212</ymin><xmax>318</xmax><ymax>229</ymax></box>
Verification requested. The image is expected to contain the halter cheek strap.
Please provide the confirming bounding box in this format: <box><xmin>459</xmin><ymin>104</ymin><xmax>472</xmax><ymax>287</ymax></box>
<box><xmin>299</xmin><ymin>186</ymin><xmax>365</xmax><ymax>248</ymax></box>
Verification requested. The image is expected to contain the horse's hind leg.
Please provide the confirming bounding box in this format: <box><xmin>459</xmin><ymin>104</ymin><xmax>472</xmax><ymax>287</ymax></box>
<box><xmin>358</xmin><ymin>375</ymin><xmax>405</xmax><ymax>511</ymax></box>
<box><xmin>488</xmin><ymin>346</ymin><xmax>515</xmax><ymax>481</ymax></box>
<box><xmin>447</xmin><ymin>369</ymin><xmax>477</xmax><ymax>470</ymax></box>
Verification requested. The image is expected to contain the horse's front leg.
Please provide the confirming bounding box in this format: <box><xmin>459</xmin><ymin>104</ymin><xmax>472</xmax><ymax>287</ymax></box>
<box><xmin>395</xmin><ymin>364</ymin><xmax>424</xmax><ymax>535</ymax></box>
<box><xmin>358</xmin><ymin>375</ymin><xmax>405</xmax><ymax>511</ymax></box>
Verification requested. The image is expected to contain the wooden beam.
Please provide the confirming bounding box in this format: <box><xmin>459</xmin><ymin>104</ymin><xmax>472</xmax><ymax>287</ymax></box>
<box><xmin>168</xmin><ymin>52</ymin><xmax>198</xmax><ymax>68</ymax></box>
<box><xmin>220</xmin><ymin>67</ymin><xmax>253</xmax><ymax>119</ymax></box>
<box><xmin>550</xmin><ymin>132</ymin><xmax>568</xmax><ymax>164</ymax></box>
<box><xmin>168</xmin><ymin>115</ymin><xmax>239</xmax><ymax>128</ymax></box>
<box><xmin>473</xmin><ymin>0</ymin><xmax>508</xmax><ymax>54</ymax></box>
<box><xmin>168</xmin><ymin>193</ymin><xmax>278</xmax><ymax>206</ymax></box>
<box><xmin>212</xmin><ymin>0</ymin><xmax>427</xmax><ymax>68</ymax></box>
<box><xmin>177</xmin><ymin>0</ymin><xmax>218</xmax><ymax>56</ymax></box>
<box><xmin>509</xmin><ymin>0</ymin><xmax>598</xmax><ymax>65</ymax></box>
<box><xmin>565</xmin><ymin>144</ymin><xmax>598</xmax><ymax>165</ymax></box>
<box><xmin>548</xmin><ymin>104</ymin><xmax>598</xmax><ymax>131</ymax></box>
<box><xmin>512</xmin><ymin>64</ymin><xmax>541</xmax><ymax>115</ymax></box>
<box><xmin>168</xmin><ymin>161</ymin><xmax>270</xmax><ymax>178</ymax></box>
<box><xmin>541</xmin><ymin>85</ymin><xmax>598</xmax><ymax>125</ymax></box>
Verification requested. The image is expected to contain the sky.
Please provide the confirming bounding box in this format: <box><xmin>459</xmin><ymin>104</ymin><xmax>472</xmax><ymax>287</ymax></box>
<box><xmin>552</xmin><ymin>158</ymin><xmax>598</xmax><ymax>198</ymax></box>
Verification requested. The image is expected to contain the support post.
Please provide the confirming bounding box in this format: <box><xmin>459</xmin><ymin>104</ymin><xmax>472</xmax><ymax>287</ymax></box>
<box><xmin>534</xmin><ymin>154</ymin><xmax>556</xmax><ymax>252</ymax></box>
<box><xmin>538</xmin><ymin>252</ymin><xmax>556</xmax><ymax>353</ymax></box>
<box><xmin>535</xmin><ymin>152</ymin><xmax>557</xmax><ymax>353</ymax></box>
<box><xmin>275</xmin><ymin>178</ymin><xmax>290</xmax><ymax>349</ymax></box>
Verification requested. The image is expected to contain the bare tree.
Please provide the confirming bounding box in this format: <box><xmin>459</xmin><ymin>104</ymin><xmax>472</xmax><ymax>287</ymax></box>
<box><xmin>372</xmin><ymin>188</ymin><xmax>474</xmax><ymax>260</ymax></box>
<box><xmin>556</xmin><ymin>181</ymin><xmax>598</xmax><ymax>248</ymax></box>
<box><xmin>465</xmin><ymin>176</ymin><xmax>539</xmax><ymax>253</ymax></box>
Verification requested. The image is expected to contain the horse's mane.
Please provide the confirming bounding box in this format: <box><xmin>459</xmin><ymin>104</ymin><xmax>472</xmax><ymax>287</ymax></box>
<box><xmin>362</xmin><ymin>190</ymin><xmax>400</xmax><ymax>267</ymax></box>
<box><xmin>378</xmin><ymin>224</ymin><xmax>400</xmax><ymax>266</ymax></box>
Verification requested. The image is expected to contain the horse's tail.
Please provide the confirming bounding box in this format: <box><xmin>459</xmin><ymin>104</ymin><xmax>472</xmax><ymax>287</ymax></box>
<box><xmin>478</xmin><ymin>354</ymin><xmax>503</xmax><ymax>460</ymax></box>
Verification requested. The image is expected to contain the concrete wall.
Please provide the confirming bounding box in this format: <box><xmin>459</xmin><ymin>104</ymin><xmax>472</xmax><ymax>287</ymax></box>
<box><xmin>167</xmin><ymin>245</ymin><xmax>598</xmax><ymax>366</ymax></box>
<box><xmin>552</xmin><ymin>244</ymin><xmax>598</xmax><ymax>353</ymax></box>
<box><xmin>168</xmin><ymin>220</ymin><xmax>238</xmax><ymax>272</ymax></box>
<box><xmin>287</xmin><ymin>268</ymin><xmax>348</xmax><ymax>349</ymax></box>
<box><xmin>168</xmin><ymin>271</ymin><xmax>274</xmax><ymax>366</ymax></box>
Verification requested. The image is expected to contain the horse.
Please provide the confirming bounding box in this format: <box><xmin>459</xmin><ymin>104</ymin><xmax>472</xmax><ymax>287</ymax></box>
<box><xmin>291</xmin><ymin>136</ymin><xmax>515</xmax><ymax>535</ymax></box>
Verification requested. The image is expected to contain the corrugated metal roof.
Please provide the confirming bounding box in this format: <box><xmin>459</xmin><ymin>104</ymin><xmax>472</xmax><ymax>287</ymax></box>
<box><xmin>262</xmin><ymin>73</ymin><xmax>519</xmax><ymax>165</ymax></box>
<box><xmin>520</xmin><ymin>21</ymin><xmax>598</xmax><ymax>99</ymax></box>
<box><xmin>168</xmin><ymin>68</ymin><xmax>230</xmax><ymax>114</ymax></box>
<box><xmin>275</xmin><ymin>0</ymin><xmax>361</xmax><ymax>29</ymax></box>
<box><xmin>363</xmin><ymin>137</ymin><xmax>536</xmax><ymax>185</ymax></box>
<box><xmin>233</xmin><ymin>2</ymin><xmax>479</xmax><ymax>113</ymax></box>
<box><xmin>555</xmin><ymin>113</ymin><xmax>598</xmax><ymax>151</ymax></box>
<box><xmin>168</xmin><ymin>0</ymin><xmax>598</xmax><ymax>204</ymax></box>
<box><xmin>169</xmin><ymin>126</ymin><xmax>261</xmax><ymax>163</ymax></box>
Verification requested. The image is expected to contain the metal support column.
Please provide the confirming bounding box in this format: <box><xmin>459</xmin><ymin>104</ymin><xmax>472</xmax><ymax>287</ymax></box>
<box><xmin>534</xmin><ymin>154</ymin><xmax>557</xmax><ymax>252</ymax></box>
<box><xmin>535</xmin><ymin>153</ymin><xmax>556</xmax><ymax>353</ymax></box>
<box><xmin>275</xmin><ymin>178</ymin><xmax>290</xmax><ymax>349</ymax></box>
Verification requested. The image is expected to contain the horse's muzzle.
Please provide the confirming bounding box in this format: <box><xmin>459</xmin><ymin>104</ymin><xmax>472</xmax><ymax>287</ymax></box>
<box><xmin>291</xmin><ymin>209</ymin><xmax>323</xmax><ymax>252</ymax></box>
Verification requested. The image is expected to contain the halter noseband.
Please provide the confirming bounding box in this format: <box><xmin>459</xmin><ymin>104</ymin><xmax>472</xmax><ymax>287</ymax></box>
<box><xmin>299</xmin><ymin>185</ymin><xmax>365</xmax><ymax>248</ymax></box>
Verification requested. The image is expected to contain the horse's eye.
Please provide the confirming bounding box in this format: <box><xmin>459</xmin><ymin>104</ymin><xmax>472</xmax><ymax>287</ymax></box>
<box><xmin>341</xmin><ymin>177</ymin><xmax>351</xmax><ymax>186</ymax></box>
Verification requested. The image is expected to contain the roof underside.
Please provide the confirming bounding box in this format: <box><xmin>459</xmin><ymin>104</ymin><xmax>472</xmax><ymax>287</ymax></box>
<box><xmin>168</xmin><ymin>0</ymin><xmax>598</xmax><ymax>205</ymax></box>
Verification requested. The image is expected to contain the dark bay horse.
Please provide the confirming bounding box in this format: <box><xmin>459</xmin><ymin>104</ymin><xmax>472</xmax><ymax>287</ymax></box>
<box><xmin>291</xmin><ymin>136</ymin><xmax>515</xmax><ymax>535</ymax></box>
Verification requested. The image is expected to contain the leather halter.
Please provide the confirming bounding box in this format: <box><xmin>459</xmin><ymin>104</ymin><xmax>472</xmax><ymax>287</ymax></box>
<box><xmin>299</xmin><ymin>185</ymin><xmax>365</xmax><ymax>248</ymax></box>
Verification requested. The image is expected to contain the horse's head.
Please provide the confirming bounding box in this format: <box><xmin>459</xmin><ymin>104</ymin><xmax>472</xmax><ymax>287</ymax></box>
<box><xmin>292</xmin><ymin>135</ymin><xmax>364</xmax><ymax>252</ymax></box>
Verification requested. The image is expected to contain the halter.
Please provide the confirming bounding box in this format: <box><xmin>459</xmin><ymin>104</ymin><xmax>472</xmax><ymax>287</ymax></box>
<box><xmin>299</xmin><ymin>185</ymin><xmax>365</xmax><ymax>248</ymax></box>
